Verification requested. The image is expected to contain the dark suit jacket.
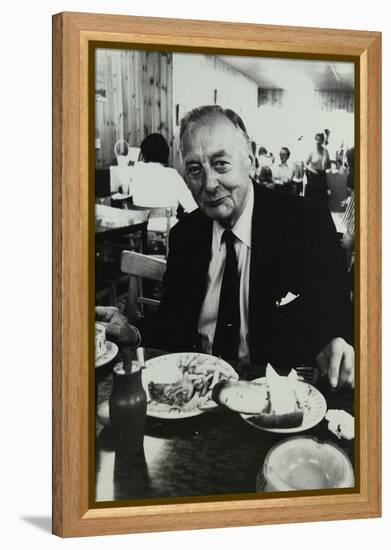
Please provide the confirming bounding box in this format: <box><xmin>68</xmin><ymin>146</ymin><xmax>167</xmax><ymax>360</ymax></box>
<box><xmin>142</xmin><ymin>184</ymin><xmax>352</xmax><ymax>369</ymax></box>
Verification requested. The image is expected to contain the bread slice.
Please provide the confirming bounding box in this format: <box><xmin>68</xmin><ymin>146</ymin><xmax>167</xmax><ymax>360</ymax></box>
<box><xmin>212</xmin><ymin>365</ymin><xmax>305</xmax><ymax>429</ymax></box>
<box><xmin>212</xmin><ymin>379</ymin><xmax>268</xmax><ymax>414</ymax></box>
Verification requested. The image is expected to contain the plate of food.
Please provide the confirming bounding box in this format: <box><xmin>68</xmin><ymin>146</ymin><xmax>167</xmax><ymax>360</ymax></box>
<box><xmin>142</xmin><ymin>352</ymin><xmax>239</xmax><ymax>419</ymax></box>
<box><xmin>212</xmin><ymin>365</ymin><xmax>327</xmax><ymax>433</ymax></box>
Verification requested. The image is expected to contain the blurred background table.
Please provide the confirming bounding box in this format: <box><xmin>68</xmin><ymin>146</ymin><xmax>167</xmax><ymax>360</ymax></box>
<box><xmin>95</xmin><ymin>205</ymin><xmax>149</xmax><ymax>247</ymax></box>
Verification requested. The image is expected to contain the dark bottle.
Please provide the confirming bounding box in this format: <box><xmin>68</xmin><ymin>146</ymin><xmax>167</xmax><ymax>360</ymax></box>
<box><xmin>109</xmin><ymin>362</ymin><xmax>147</xmax><ymax>456</ymax></box>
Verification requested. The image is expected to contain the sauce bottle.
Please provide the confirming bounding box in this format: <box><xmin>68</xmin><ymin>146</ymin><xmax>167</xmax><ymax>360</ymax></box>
<box><xmin>109</xmin><ymin>361</ymin><xmax>147</xmax><ymax>456</ymax></box>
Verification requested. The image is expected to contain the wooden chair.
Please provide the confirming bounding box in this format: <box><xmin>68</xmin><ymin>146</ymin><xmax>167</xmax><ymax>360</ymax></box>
<box><xmin>126</xmin><ymin>205</ymin><xmax>177</xmax><ymax>256</ymax></box>
<box><xmin>120</xmin><ymin>250</ymin><xmax>167</xmax><ymax>324</ymax></box>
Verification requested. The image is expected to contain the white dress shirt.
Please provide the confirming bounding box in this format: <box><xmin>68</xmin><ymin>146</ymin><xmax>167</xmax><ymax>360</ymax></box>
<box><xmin>273</xmin><ymin>161</ymin><xmax>294</xmax><ymax>183</ymax></box>
<box><xmin>198</xmin><ymin>184</ymin><xmax>253</xmax><ymax>363</ymax></box>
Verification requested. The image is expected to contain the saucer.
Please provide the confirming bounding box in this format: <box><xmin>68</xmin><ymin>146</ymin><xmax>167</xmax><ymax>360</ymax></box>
<box><xmin>95</xmin><ymin>341</ymin><xmax>119</xmax><ymax>368</ymax></box>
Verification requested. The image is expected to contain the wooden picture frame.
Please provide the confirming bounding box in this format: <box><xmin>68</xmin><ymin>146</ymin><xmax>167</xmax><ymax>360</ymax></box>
<box><xmin>52</xmin><ymin>11</ymin><xmax>381</xmax><ymax>537</ymax></box>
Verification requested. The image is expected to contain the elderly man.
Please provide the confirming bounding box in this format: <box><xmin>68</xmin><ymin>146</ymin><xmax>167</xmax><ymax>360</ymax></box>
<box><xmin>98</xmin><ymin>105</ymin><xmax>354</xmax><ymax>389</ymax></box>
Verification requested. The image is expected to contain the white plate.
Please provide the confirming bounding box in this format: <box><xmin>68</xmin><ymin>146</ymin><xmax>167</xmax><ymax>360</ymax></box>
<box><xmin>240</xmin><ymin>377</ymin><xmax>327</xmax><ymax>434</ymax></box>
<box><xmin>95</xmin><ymin>341</ymin><xmax>119</xmax><ymax>368</ymax></box>
<box><xmin>142</xmin><ymin>352</ymin><xmax>235</xmax><ymax>420</ymax></box>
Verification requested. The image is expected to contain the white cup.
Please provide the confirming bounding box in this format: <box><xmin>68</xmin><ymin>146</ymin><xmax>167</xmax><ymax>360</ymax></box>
<box><xmin>263</xmin><ymin>436</ymin><xmax>354</xmax><ymax>491</ymax></box>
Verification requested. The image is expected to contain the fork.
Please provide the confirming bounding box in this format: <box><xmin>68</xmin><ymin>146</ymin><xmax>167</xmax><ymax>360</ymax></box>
<box><xmin>295</xmin><ymin>366</ymin><xmax>320</xmax><ymax>385</ymax></box>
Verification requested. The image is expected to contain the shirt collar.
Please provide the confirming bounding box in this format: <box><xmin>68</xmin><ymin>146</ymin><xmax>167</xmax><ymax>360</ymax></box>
<box><xmin>213</xmin><ymin>183</ymin><xmax>254</xmax><ymax>250</ymax></box>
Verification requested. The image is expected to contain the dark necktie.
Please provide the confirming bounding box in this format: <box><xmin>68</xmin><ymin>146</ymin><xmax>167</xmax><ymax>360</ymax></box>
<box><xmin>212</xmin><ymin>230</ymin><xmax>240</xmax><ymax>361</ymax></box>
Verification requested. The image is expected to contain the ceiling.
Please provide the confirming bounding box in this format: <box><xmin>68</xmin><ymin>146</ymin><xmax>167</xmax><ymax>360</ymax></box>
<box><xmin>220</xmin><ymin>55</ymin><xmax>354</xmax><ymax>92</ymax></box>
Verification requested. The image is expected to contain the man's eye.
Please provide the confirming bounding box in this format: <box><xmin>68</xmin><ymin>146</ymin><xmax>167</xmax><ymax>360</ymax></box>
<box><xmin>187</xmin><ymin>165</ymin><xmax>201</xmax><ymax>177</ymax></box>
<box><xmin>214</xmin><ymin>161</ymin><xmax>230</xmax><ymax>172</ymax></box>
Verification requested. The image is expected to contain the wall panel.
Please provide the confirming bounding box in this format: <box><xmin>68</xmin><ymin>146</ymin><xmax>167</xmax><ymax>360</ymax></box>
<box><xmin>95</xmin><ymin>49</ymin><xmax>173</xmax><ymax>168</ymax></box>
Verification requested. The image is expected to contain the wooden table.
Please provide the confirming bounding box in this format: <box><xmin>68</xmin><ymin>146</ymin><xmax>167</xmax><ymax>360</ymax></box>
<box><xmin>95</xmin><ymin>217</ymin><xmax>148</xmax><ymax>244</ymax></box>
<box><xmin>95</xmin><ymin>207</ymin><xmax>149</xmax><ymax>259</ymax></box>
<box><xmin>95</xmin><ymin>349</ymin><xmax>354</xmax><ymax>503</ymax></box>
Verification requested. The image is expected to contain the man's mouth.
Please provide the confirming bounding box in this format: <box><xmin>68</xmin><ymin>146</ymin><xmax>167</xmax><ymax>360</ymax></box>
<box><xmin>204</xmin><ymin>196</ymin><xmax>228</xmax><ymax>207</ymax></box>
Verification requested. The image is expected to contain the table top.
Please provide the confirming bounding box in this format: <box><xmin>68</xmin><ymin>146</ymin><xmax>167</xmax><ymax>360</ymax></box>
<box><xmin>95</xmin><ymin>214</ymin><xmax>148</xmax><ymax>243</ymax></box>
<box><xmin>95</xmin><ymin>348</ymin><xmax>354</xmax><ymax>504</ymax></box>
<box><xmin>95</xmin><ymin>219</ymin><xmax>147</xmax><ymax>240</ymax></box>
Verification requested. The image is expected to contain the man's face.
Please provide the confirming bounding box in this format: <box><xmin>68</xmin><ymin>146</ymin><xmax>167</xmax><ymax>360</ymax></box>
<box><xmin>181</xmin><ymin>115</ymin><xmax>254</xmax><ymax>228</ymax></box>
<box><xmin>279</xmin><ymin>148</ymin><xmax>289</xmax><ymax>164</ymax></box>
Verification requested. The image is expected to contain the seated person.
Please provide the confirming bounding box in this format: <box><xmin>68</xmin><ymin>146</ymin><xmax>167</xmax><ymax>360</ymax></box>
<box><xmin>258</xmin><ymin>165</ymin><xmax>275</xmax><ymax>189</ymax></box>
<box><xmin>272</xmin><ymin>147</ymin><xmax>295</xmax><ymax>193</ymax></box>
<box><xmin>131</xmin><ymin>133</ymin><xmax>197</xmax><ymax>213</ymax></box>
<box><xmin>97</xmin><ymin>106</ymin><xmax>354</xmax><ymax>390</ymax></box>
<box><xmin>251</xmin><ymin>140</ymin><xmax>260</xmax><ymax>175</ymax></box>
<box><xmin>255</xmin><ymin>146</ymin><xmax>274</xmax><ymax>179</ymax></box>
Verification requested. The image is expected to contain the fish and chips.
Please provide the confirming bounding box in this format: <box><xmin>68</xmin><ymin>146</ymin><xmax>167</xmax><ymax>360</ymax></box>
<box><xmin>146</xmin><ymin>353</ymin><xmax>238</xmax><ymax>414</ymax></box>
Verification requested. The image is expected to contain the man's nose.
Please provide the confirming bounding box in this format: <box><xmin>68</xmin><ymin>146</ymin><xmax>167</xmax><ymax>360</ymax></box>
<box><xmin>202</xmin><ymin>167</ymin><xmax>219</xmax><ymax>192</ymax></box>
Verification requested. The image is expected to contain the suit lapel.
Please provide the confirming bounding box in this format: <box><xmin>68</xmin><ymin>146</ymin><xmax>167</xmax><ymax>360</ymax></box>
<box><xmin>188</xmin><ymin>212</ymin><xmax>213</xmax><ymax>315</ymax></box>
<box><xmin>249</xmin><ymin>186</ymin><xmax>279</xmax><ymax>359</ymax></box>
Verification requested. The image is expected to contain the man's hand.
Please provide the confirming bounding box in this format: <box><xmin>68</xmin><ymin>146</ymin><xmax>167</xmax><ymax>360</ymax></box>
<box><xmin>95</xmin><ymin>306</ymin><xmax>140</xmax><ymax>346</ymax></box>
<box><xmin>316</xmin><ymin>337</ymin><xmax>354</xmax><ymax>389</ymax></box>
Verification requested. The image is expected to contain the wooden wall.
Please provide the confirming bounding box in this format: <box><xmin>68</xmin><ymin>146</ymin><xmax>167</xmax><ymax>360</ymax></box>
<box><xmin>95</xmin><ymin>49</ymin><xmax>173</xmax><ymax>168</ymax></box>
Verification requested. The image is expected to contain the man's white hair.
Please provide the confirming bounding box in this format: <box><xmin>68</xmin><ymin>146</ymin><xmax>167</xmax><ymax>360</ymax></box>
<box><xmin>179</xmin><ymin>105</ymin><xmax>251</xmax><ymax>153</ymax></box>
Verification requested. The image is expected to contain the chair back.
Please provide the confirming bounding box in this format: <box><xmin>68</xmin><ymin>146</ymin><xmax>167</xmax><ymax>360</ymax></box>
<box><xmin>127</xmin><ymin>205</ymin><xmax>176</xmax><ymax>256</ymax></box>
<box><xmin>120</xmin><ymin>251</ymin><xmax>166</xmax><ymax>323</ymax></box>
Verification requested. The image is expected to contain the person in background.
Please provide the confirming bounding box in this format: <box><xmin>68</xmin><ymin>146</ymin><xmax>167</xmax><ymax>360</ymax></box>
<box><xmin>258</xmin><ymin>146</ymin><xmax>268</xmax><ymax>164</ymax></box>
<box><xmin>341</xmin><ymin>147</ymin><xmax>355</xmax><ymax>301</ymax></box>
<box><xmin>304</xmin><ymin>132</ymin><xmax>331</xmax><ymax>205</ymax></box>
<box><xmin>251</xmin><ymin>141</ymin><xmax>260</xmax><ymax>177</ymax></box>
<box><xmin>131</xmin><ymin>133</ymin><xmax>197</xmax><ymax>213</ymax></box>
<box><xmin>272</xmin><ymin>147</ymin><xmax>295</xmax><ymax>193</ymax></box>
<box><xmin>324</xmin><ymin>128</ymin><xmax>331</xmax><ymax>146</ymax></box>
<box><xmin>291</xmin><ymin>135</ymin><xmax>306</xmax><ymax>196</ymax></box>
<box><xmin>346</xmin><ymin>146</ymin><xmax>354</xmax><ymax>194</ymax></box>
<box><xmin>256</xmin><ymin>146</ymin><xmax>274</xmax><ymax>176</ymax></box>
<box><xmin>258</xmin><ymin>165</ymin><xmax>275</xmax><ymax>189</ymax></box>
<box><xmin>335</xmin><ymin>141</ymin><xmax>345</xmax><ymax>173</ymax></box>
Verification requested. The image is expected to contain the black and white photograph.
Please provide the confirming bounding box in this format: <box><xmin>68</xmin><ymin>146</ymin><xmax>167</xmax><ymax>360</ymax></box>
<box><xmin>94</xmin><ymin>48</ymin><xmax>356</xmax><ymax>503</ymax></box>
